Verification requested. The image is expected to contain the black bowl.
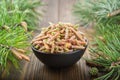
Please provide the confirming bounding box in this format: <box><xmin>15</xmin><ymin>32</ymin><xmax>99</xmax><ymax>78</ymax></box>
<box><xmin>31</xmin><ymin>41</ymin><xmax>88</xmax><ymax>68</ymax></box>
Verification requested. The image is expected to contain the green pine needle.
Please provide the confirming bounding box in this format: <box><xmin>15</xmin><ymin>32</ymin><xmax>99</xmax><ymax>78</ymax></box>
<box><xmin>0</xmin><ymin>27</ymin><xmax>29</xmax><ymax>71</ymax></box>
<box><xmin>89</xmin><ymin>24</ymin><xmax>120</xmax><ymax>80</ymax></box>
<box><xmin>73</xmin><ymin>0</ymin><xmax>120</xmax><ymax>79</ymax></box>
<box><xmin>0</xmin><ymin>0</ymin><xmax>44</xmax><ymax>30</ymax></box>
<box><xmin>73</xmin><ymin>0</ymin><xmax>120</xmax><ymax>25</ymax></box>
<box><xmin>0</xmin><ymin>0</ymin><xmax>43</xmax><ymax>75</ymax></box>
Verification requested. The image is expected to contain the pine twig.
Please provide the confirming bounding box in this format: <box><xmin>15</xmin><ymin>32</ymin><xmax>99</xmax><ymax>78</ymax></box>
<box><xmin>107</xmin><ymin>9</ymin><xmax>120</xmax><ymax>17</ymax></box>
<box><xmin>86</xmin><ymin>60</ymin><xmax>103</xmax><ymax>67</ymax></box>
<box><xmin>110</xmin><ymin>61</ymin><xmax>120</xmax><ymax>68</ymax></box>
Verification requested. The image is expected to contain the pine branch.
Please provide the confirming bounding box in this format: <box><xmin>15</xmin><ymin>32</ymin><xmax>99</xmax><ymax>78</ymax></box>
<box><xmin>88</xmin><ymin>24</ymin><xmax>120</xmax><ymax>79</ymax></box>
<box><xmin>73</xmin><ymin>0</ymin><xmax>120</xmax><ymax>79</ymax></box>
<box><xmin>0</xmin><ymin>27</ymin><xmax>30</xmax><ymax>75</ymax></box>
<box><xmin>0</xmin><ymin>0</ymin><xmax>44</xmax><ymax>30</ymax></box>
<box><xmin>86</xmin><ymin>60</ymin><xmax>104</xmax><ymax>67</ymax></box>
<box><xmin>108</xmin><ymin>9</ymin><xmax>120</xmax><ymax>17</ymax></box>
<box><xmin>15</xmin><ymin>0</ymin><xmax>44</xmax><ymax>30</ymax></box>
<box><xmin>73</xmin><ymin>0</ymin><xmax>120</xmax><ymax>25</ymax></box>
<box><xmin>0</xmin><ymin>0</ymin><xmax>43</xmax><ymax>76</ymax></box>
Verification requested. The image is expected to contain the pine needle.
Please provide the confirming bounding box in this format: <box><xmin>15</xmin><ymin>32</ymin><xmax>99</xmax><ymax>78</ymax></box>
<box><xmin>73</xmin><ymin>0</ymin><xmax>120</xmax><ymax>79</ymax></box>
<box><xmin>0</xmin><ymin>0</ymin><xmax>43</xmax><ymax>75</ymax></box>
<box><xmin>73</xmin><ymin>0</ymin><xmax>120</xmax><ymax>25</ymax></box>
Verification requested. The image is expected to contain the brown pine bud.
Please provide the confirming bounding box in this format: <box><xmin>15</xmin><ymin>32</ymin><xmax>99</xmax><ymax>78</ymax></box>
<box><xmin>10</xmin><ymin>47</ymin><xmax>30</xmax><ymax>62</ymax></box>
<box><xmin>10</xmin><ymin>48</ymin><xmax>22</xmax><ymax>59</ymax></box>
<box><xmin>20</xmin><ymin>21</ymin><xmax>28</xmax><ymax>31</ymax></box>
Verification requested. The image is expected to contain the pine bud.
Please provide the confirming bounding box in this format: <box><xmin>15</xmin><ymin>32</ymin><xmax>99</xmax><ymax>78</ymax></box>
<box><xmin>2</xmin><ymin>25</ymin><xmax>10</xmax><ymax>31</ymax></box>
<box><xmin>89</xmin><ymin>67</ymin><xmax>98</xmax><ymax>76</ymax></box>
<box><xmin>20</xmin><ymin>21</ymin><xmax>28</xmax><ymax>32</ymax></box>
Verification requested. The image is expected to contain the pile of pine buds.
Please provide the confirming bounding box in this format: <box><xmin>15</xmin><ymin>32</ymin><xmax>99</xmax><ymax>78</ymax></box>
<box><xmin>31</xmin><ymin>22</ymin><xmax>87</xmax><ymax>54</ymax></box>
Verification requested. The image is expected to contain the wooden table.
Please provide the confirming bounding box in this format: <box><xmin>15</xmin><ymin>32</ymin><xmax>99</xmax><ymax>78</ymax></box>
<box><xmin>1</xmin><ymin>0</ymin><xmax>95</xmax><ymax>80</ymax></box>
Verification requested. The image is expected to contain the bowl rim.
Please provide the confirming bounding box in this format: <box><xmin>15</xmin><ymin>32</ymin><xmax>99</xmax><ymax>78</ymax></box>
<box><xmin>31</xmin><ymin>39</ymin><xmax>88</xmax><ymax>55</ymax></box>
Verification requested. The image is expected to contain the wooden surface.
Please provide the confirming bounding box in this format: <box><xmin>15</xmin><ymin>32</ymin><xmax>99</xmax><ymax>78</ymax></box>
<box><xmin>1</xmin><ymin>0</ymin><xmax>95</xmax><ymax>80</ymax></box>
